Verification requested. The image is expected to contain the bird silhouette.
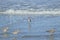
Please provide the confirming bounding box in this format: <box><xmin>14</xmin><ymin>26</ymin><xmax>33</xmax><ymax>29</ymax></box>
<box><xmin>28</xmin><ymin>17</ymin><xmax>31</xmax><ymax>22</ymax></box>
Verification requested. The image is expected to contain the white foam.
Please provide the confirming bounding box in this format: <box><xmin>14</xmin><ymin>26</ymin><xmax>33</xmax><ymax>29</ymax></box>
<box><xmin>0</xmin><ymin>9</ymin><xmax>60</xmax><ymax>14</ymax></box>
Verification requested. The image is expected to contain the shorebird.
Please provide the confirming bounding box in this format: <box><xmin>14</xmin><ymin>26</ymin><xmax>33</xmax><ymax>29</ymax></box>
<box><xmin>28</xmin><ymin>17</ymin><xmax>31</xmax><ymax>22</ymax></box>
<box><xmin>1</xmin><ymin>27</ymin><xmax>9</xmax><ymax>38</ymax></box>
<box><xmin>12</xmin><ymin>29</ymin><xmax>20</xmax><ymax>35</ymax></box>
<box><xmin>46</xmin><ymin>28</ymin><xmax>56</xmax><ymax>40</ymax></box>
<box><xmin>46</xmin><ymin>28</ymin><xmax>56</xmax><ymax>35</ymax></box>
<box><xmin>28</xmin><ymin>17</ymin><xmax>31</xmax><ymax>32</ymax></box>
<box><xmin>2</xmin><ymin>27</ymin><xmax>9</xmax><ymax>33</ymax></box>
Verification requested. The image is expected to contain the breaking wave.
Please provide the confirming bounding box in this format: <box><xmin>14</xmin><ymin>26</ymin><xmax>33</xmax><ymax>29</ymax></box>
<box><xmin>0</xmin><ymin>9</ymin><xmax>60</xmax><ymax>14</ymax></box>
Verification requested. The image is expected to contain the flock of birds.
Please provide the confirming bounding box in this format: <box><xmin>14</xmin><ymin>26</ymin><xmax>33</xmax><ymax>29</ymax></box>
<box><xmin>0</xmin><ymin>17</ymin><xmax>56</xmax><ymax>40</ymax></box>
<box><xmin>1</xmin><ymin>27</ymin><xmax>20</xmax><ymax>35</ymax></box>
<box><xmin>0</xmin><ymin>26</ymin><xmax>20</xmax><ymax>40</ymax></box>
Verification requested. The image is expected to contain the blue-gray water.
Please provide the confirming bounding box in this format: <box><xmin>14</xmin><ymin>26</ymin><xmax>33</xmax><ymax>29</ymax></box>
<box><xmin>0</xmin><ymin>14</ymin><xmax>60</xmax><ymax>40</ymax></box>
<box><xmin>0</xmin><ymin>0</ymin><xmax>60</xmax><ymax>11</ymax></box>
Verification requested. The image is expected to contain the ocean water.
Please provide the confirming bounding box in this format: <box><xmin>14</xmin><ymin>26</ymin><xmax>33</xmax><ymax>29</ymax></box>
<box><xmin>0</xmin><ymin>0</ymin><xmax>60</xmax><ymax>11</ymax></box>
<box><xmin>0</xmin><ymin>14</ymin><xmax>60</xmax><ymax>40</ymax></box>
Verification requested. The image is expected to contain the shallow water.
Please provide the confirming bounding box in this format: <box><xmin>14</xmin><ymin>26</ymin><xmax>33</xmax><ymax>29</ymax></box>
<box><xmin>0</xmin><ymin>14</ymin><xmax>60</xmax><ymax>40</ymax></box>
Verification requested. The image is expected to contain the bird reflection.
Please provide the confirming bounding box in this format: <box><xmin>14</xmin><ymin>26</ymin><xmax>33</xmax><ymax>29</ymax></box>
<box><xmin>3</xmin><ymin>33</ymin><xmax>9</xmax><ymax>38</ymax></box>
<box><xmin>28</xmin><ymin>17</ymin><xmax>31</xmax><ymax>32</ymax></box>
<box><xmin>12</xmin><ymin>37</ymin><xmax>17</xmax><ymax>40</ymax></box>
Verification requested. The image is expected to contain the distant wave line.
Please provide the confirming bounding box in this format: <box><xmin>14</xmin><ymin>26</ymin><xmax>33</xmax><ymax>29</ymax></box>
<box><xmin>0</xmin><ymin>10</ymin><xmax>60</xmax><ymax>14</ymax></box>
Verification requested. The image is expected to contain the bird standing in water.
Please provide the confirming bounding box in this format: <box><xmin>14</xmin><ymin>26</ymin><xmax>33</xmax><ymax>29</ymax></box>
<box><xmin>1</xmin><ymin>27</ymin><xmax>9</xmax><ymax>38</ymax></box>
<box><xmin>12</xmin><ymin>29</ymin><xmax>20</xmax><ymax>35</ymax></box>
<box><xmin>12</xmin><ymin>29</ymin><xmax>20</xmax><ymax>40</ymax></box>
<box><xmin>28</xmin><ymin>17</ymin><xmax>31</xmax><ymax>32</ymax></box>
<box><xmin>3</xmin><ymin>27</ymin><xmax>9</xmax><ymax>33</ymax></box>
<box><xmin>46</xmin><ymin>28</ymin><xmax>56</xmax><ymax>35</ymax></box>
<box><xmin>46</xmin><ymin>28</ymin><xmax>56</xmax><ymax>40</ymax></box>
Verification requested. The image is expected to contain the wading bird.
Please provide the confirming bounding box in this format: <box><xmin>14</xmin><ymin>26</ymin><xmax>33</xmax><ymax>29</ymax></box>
<box><xmin>28</xmin><ymin>17</ymin><xmax>31</xmax><ymax>32</ymax></box>
<box><xmin>2</xmin><ymin>27</ymin><xmax>9</xmax><ymax>33</ymax></box>
<box><xmin>46</xmin><ymin>28</ymin><xmax>56</xmax><ymax>35</ymax></box>
<box><xmin>12</xmin><ymin>29</ymin><xmax>20</xmax><ymax>35</ymax></box>
<box><xmin>12</xmin><ymin>29</ymin><xmax>20</xmax><ymax>40</ymax></box>
<box><xmin>1</xmin><ymin>27</ymin><xmax>9</xmax><ymax>38</ymax></box>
